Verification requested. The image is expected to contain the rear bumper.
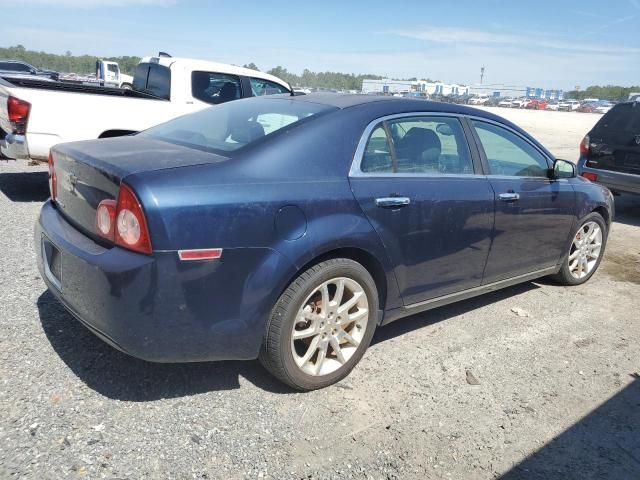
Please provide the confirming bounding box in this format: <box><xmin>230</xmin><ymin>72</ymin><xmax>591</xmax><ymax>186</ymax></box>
<box><xmin>35</xmin><ymin>200</ymin><xmax>297</xmax><ymax>362</ymax></box>
<box><xmin>578</xmin><ymin>158</ymin><xmax>640</xmax><ymax>195</ymax></box>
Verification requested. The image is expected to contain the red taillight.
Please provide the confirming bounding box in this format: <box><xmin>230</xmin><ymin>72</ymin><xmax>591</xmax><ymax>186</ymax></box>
<box><xmin>48</xmin><ymin>151</ymin><xmax>57</xmax><ymax>200</ymax></box>
<box><xmin>7</xmin><ymin>95</ymin><xmax>31</xmax><ymax>135</ymax></box>
<box><xmin>95</xmin><ymin>183</ymin><xmax>152</xmax><ymax>255</ymax></box>
<box><xmin>580</xmin><ymin>135</ymin><xmax>590</xmax><ymax>155</ymax></box>
<box><xmin>581</xmin><ymin>172</ymin><xmax>598</xmax><ymax>182</ymax></box>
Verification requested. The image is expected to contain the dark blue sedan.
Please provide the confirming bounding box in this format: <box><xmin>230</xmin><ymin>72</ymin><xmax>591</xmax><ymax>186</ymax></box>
<box><xmin>36</xmin><ymin>94</ymin><xmax>614</xmax><ymax>390</ymax></box>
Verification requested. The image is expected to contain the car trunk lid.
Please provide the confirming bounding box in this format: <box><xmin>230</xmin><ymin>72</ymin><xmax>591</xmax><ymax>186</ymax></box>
<box><xmin>586</xmin><ymin>103</ymin><xmax>640</xmax><ymax>175</ymax></box>
<box><xmin>51</xmin><ymin>136</ymin><xmax>229</xmax><ymax>239</ymax></box>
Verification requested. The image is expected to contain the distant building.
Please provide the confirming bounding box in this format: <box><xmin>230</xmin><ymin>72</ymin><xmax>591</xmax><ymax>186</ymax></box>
<box><xmin>469</xmin><ymin>83</ymin><xmax>564</xmax><ymax>99</ymax></box>
<box><xmin>361</xmin><ymin>78</ymin><xmax>469</xmax><ymax>96</ymax></box>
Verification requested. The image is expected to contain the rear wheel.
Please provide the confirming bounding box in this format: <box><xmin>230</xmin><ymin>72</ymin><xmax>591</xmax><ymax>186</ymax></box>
<box><xmin>552</xmin><ymin>213</ymin><xmax>607</xmax><ymax>285</ymax></box>
<box><xmin>259</xmin><ymin>259</ymin><xmax>378</xmax><ymax>391</ymax></box>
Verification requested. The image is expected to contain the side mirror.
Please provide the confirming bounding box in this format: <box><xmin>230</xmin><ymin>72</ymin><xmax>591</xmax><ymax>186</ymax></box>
<box><xmin>552</xmin><ymin>159</ymin><xmax>576</xmax><ymax>179</ymax></box>
<box><xmin>435</xmin><ymin>123</ymin><xmax>454</xmax><ymax>136</ymax></box>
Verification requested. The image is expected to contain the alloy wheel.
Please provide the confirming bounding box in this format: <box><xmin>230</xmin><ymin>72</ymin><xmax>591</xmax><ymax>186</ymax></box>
<box><xmin>291</xmin><ymin>277</ymin><xmax>370</xmax><ymax>376</ymax></box>
<box><xmin>568</xmin><ymin>221</ymin><xmax>603</xmax><ymax>279</ymax></box>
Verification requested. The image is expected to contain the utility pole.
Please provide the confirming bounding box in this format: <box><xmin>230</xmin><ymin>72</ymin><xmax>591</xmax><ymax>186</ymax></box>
<box><xmin>480</xmin><ymin>66</ymin><xmax>485</xmax><ymax>84</ymax></box>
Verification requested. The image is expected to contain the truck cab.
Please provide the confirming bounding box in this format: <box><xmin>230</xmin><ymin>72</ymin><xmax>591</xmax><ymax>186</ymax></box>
<box><xmin>131</xmin><ymin>55</ymin><xmax>291</xmax><ymax>106</ymax></box>
<box><xmin>96</xmin><ymin>60</ymin><xmax>134</xmax><ymax>89</ymax></box>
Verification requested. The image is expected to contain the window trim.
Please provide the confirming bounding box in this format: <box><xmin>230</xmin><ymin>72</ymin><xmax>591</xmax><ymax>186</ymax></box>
<box><xmin>465</xmin><ymin>116</ymin><xmax>554</xmax><ymax>179</ymax></box>
<box><xmin>349</xmin><ymin>112</ymin><xmax>482</xmax><ymax>178</ymax></box>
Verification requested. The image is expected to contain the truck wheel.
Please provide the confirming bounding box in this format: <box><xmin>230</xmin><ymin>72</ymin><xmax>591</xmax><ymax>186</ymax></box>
<box><xmin>259</xmin><ymin>259</ymin><xmax>378</xmax><ymax>391</ymax></box>
<box><xmin>552</xmin><ymin>213</ymin><xmax>607</xmax><ymax>286</ymax></box>
<box><xmin>121</xmin><ymin>83</ymin><xmax>132</xmax><ymax>90</ymax></box>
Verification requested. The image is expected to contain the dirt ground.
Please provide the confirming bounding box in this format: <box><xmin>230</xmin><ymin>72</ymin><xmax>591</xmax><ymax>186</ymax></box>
<box><xmin>0</xmin><ymin>108</ymin><xmax>638</xmax><ymax>480</ymax></box>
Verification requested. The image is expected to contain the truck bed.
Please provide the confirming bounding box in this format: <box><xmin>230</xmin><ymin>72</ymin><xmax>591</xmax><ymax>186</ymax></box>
<box><xmin>0</xmin><ymin>76</ymin><xmax>163</xmax><ymax>100</ymax></box>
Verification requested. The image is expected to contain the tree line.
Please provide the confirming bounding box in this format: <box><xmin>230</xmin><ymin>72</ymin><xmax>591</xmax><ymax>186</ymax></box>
<box><xmin>565</xmin><ymin>85</ymin><xmax>640</xmax><ymax>102</ymax></box>
<box><xmin>2</xmin><ymin>45</ymin><xmax>637</xmax><ymax>98</ymax></box>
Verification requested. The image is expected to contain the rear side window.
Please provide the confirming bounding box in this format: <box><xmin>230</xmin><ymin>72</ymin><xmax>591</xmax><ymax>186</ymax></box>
<box><xmin>593</xmin><ymin>104</ymin><xmax>640</xmax><ymax>135</ymax></box>
<box><xmin>250</xmin><ymin>78</ymin><xmax>289</xmax><ymax>96</ymax></box>
<box><xmin>192</xmin><ymin>71</ymin><xmax>241</xmax><ymax>105</ymax></box>
<box><xmin>360</xmin><ymin>116</ymin><xmax>474</xmax><ymax>175</ymax></box>
<box><xmin>142</xmin><ymin>97</ymin><xmax>336</xmax><ymax>154</ymax></box>
<box><xmin>132</xmin><ymin>63</ymin><xmax>171</xmax><ymax>100</ymax></box>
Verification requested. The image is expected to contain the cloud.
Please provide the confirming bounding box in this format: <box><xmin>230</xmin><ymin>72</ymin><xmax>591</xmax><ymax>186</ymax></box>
<box><xmin>386</xmin><ymin>26</ymin><xmax>640</xmax><ymax>55</ymax></box>
<box><xmin>0</xmin><ymin>0</ymin><xmax>175</xmax><ymax>7</ymax></box>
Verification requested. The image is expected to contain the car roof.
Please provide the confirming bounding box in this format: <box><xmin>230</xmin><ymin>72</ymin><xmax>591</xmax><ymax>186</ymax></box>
<box><xmin>281</xmin><ymin>92</ymin><xmax>509</xmax><ymax>119</ymax></box>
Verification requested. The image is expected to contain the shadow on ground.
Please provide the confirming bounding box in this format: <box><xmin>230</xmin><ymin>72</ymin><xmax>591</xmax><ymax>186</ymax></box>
<box><xmin>38</xmin><ymin>281</ymin><xmax>540</xmax><ymax>400</ymax></box>
<box><xmin>37</xmin><ymin>290</ymin><xmax>294</xmax><ymax>400</ymax></box>
<box><xmin>0</xmin><ymin>171</ymin><xmax>49</xmax><ymax>202</ymax></box>
<box><xmin>501</xmin><ymin>377</ymin><xmax>640</xmax><ymax>480</ymax></box>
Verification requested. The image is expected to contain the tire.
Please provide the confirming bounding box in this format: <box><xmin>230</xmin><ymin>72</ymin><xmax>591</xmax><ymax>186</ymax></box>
<box><xmin>259</xmin><ymin>258</ymin><xmax>379</xmax><ymax>391</ymax></box>
<box><xmin>551</xmin><ymin>212</ymin><xmax>608</xmax><ymax>286</ymax></box>
<box><xmin>121</xmin><ymin>83</ymin><xmax>132</xmax><ymax>90</ymax></box>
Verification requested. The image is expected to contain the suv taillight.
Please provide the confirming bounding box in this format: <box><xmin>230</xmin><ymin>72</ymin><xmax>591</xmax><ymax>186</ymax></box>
<box><xmin>580</xmin><ymin>135</ymin><xmax>590</xmax><ymax>155</ymax></box>
<box><xmin>7</xmin><ymin>96</ymin><xmax>31</xmax><ymax>135</ymax></box>
<box><xmin>47</xmin><ymin>151</ymin><xmax>57</xmax><ymax>200</ymax></box>
<box><xmin>96</xmin><ymin>183</ymin><xmax>152</xmax><ymax>255</ymax></box>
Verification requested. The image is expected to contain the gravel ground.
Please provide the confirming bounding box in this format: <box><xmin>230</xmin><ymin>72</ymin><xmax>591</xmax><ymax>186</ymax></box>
<box><xmin>1</xmin><ymin>127</ymin><xmax>639</xmax><ymax>479</ymax></box>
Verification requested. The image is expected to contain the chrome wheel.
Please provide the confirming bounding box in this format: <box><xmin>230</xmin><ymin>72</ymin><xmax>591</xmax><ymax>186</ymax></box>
<box><xmin>568</xmin><ymin>221</ymin><xmax>603</xmax><ymax>279</ymax></box>
<box><xmin>291</xmin><ymin>277</ymin><xmax>370</xmax><ymax>376</ymax></box>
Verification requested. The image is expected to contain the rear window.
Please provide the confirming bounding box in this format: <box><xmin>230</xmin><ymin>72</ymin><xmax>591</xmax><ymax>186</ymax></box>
<box><xmin>132</xmin><ymin>63</ymin><xmax>171</xmax><ymax>100</ymax></box>
<box><xmin>141</xmin><ymin>97</ymin><xmax>336</xmax><ymax>155</ymax></box>
<box><xmin>593</xmin><ymin>104</ymin><xmax>640</xmax><ymax>135</ymax></box>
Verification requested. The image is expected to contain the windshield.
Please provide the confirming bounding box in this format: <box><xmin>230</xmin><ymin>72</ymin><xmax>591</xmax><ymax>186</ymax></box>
<box><xmin>141</xmin><ymin>97</ymin><xmax>336</xmax><ymax>155</ymax></box>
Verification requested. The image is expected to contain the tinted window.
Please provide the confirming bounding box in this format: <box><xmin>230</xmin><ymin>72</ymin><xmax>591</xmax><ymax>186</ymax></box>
<box><xmin>250</xmin><ymin>77</ymin><xmax>289</xmax><ymax>96</ymax></box>
<box><xmin>361</xmin><ymin>116</ymin><xmax>474</xmax><ymax>174</ymax></box>
<box><xmin>132</xmin><ymin>63</ymin><xmax>171</xmax><ymax>99</ymax></box>
<box><xmin>142</xmin><ymin>97</ymin><xmax>335</xmax><ymax>155</ymax></box>
<box><xmin>192</xmin><ymin>71</ymin><xmax>241</xmax><ymax>105</ymax></box>
<box><xmin>593</xmin><ymin>104</ymin><xmax>640</xmax><ymax>136</ymax></box>
<box><xmin>0</xmin><ymin>62</ymin><xmax>30</xmax><ymax>72</ymax></box>
<box><xmin>472</xmin><ymin>120</ymin><xmax>549</xmax><ymax>177</ymax></box>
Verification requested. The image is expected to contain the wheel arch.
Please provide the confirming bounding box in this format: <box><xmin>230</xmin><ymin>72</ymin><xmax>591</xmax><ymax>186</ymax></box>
<box><xmin>592</xmin><ymin>205</ymin><xmax>610</xmax><ymax>226</ymax></box>
<box><xmin>278</xmin><ymin>246</ymin><xmax>392</xmax><ymax>318</ymax></box>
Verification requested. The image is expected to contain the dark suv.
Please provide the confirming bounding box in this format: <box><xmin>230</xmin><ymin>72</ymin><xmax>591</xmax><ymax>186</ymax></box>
<box><xmin>578</xmin><ymin>101</ymin><xmax>640</xmax><ymax>195</ymax></box>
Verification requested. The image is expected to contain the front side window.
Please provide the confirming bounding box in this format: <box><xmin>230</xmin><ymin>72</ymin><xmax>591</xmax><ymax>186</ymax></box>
<box><xmin>472</xmin><ymin>120</ymin><xmax>549</xmax><ymax>177</ymax></box>
<box><xmin>192</xmin><ymin>71</ymin><xmax>241</xmax><ymax>105</ymax></box>
<box><xmin>142</xmin><ymin>97</ymin><xmax>336</xmax><ymax>155</ymax></box>
<box><xmin>1</xmin><ymin>62</ymin><xmax>30</xmax><ymax>72</ymax></box>
<box><xmin>360</xmin><ymin>116</ymin><xmax>474</xmax><ymax>175</ymax></box>
<box><xmin>250</xmin><ymin>77</ymin><xmax>289</xmax><ymax>96</ymax></box>
<box><xmin>107</xmin><ymin>64</ymin><xmax>118</xmax><ymax>73</ymax></box>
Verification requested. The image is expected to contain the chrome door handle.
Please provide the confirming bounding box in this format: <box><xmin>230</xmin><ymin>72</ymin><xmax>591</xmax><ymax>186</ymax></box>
<box><xmin>375</xmin><ymin>197</ymin><xmax>411</xmax><ymax>208</ymax></box>
<box><xmin>498</xmin><ymin>192</ymin><xmax>520</xmax><ymax>202</ymax></box>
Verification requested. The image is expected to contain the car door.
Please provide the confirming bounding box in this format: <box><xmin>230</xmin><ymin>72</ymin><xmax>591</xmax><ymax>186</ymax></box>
<box><xmin>469</xmin><ymin>119</ymin><xmax>575</xmax><ymax>283</ymax></box>
<box><xmin>349</xmin><ymin>114</ymin><xmax>495</xmax><ymax>306</ymax></box>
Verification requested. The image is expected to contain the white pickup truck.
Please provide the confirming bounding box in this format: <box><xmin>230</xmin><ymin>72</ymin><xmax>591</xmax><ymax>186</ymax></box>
<box><xmin>0</xmin><ymin>54</ymin><xmax>291</xmax><ymax>161</ymax></box>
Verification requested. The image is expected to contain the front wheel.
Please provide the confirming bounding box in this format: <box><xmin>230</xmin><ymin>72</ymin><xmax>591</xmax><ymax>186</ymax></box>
<box><xmin>552</xmin><ymin>213</ymin><xmax>607</xmax><ymax>285</ymax></box>
<box><xmin>259</xmin><ymin>259</ymin><xmax>378</xmax><ymax>391</ymax></box>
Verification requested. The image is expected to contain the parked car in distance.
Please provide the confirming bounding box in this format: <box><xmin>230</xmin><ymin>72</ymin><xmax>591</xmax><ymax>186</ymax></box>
<box><xmin>511</xmin><ymin>97</ymin><xmax>531</xmax><ymax>108</ymax></box>
<box><xmin>546</xmin><ymin>101</ymin><xmax>560</xmax><ymax>111</ymax></box>
<box><xmin>577</xmin><ymin>102</ymin><xmax>598</xmax><ymax>113</ymax></box>
<box><xmin>0</xmin><ymin>59</ymin><xmax>59</xmax><ymax>81</ymax></box>
<box><xmin>0</xmin><ymin>54</ymin><xmax>291</xmax><ymax>161</ymax></box>
<box><xmin>526</xmin><ymin>99</ymin><xmax>548</xmax><ymax>110</ymax></box>
<box><xmin>559</xmin><ymin>99</ymin><xmax>581</xmax><ymax>111</ymax></box>
<box><xmin>498</xmin><ymin>97</ymin><xmax>514</xmax><ymax>107</ymax></box>
<box><xmin>594</xmin><ymin>101</ymin><xmax>614</xmax><ymax>114</ymax></box>
<box><xmin>484</xmin><ymin>96</ymin><xmax>503</xmax><ymax>107</ymax></box>
<box><xmin>468</xmin><ymin>95</ymin><xmax>490</xmax><ymax>105</ymax></box>
<box><xmin>36</xmin><ymin>94</ymin><xmax>614</xmax><ymax>390</ymax></box>
<box><xmin>578</xmin><ymin>101</ymin><xmax>640</xmax><ymax>195</ymax></box>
